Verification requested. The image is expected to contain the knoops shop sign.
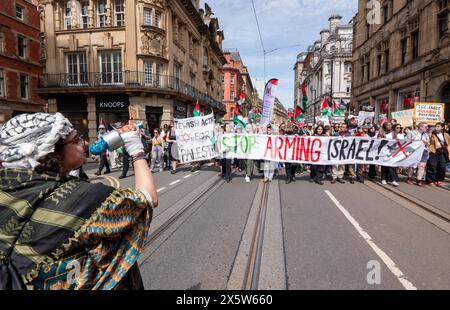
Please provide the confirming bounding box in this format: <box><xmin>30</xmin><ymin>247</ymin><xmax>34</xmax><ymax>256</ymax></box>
<box><xmin>96</xmin><ymin>95</ymin><xmax>129</xmax><ymax>111</ymax></box>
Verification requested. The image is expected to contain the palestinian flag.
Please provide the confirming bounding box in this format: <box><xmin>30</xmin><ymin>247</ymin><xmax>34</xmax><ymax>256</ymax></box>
<box><xmin>193</xmin><ymin>100</ymin><xmax>200</xmax><ymax>117</ymax></box>
<box><xmin>321</xmin><ymin>98</ymin><xmax>332</xmax><ymax>116</ymax></box>
<box><xmin>294</xmin><ymin>105</ymin><xmax>304</xmax><ymax>121</ymax></box>
<box><xmin>233</xmin><ymin>102</ymin><xmax>246</xmax><ymax>128</ymax></box>
<box><xmin>238</xmin><ymin>90</ymin><xmax>246</xmax><ymax>106</ymax></box>
<box><xmin>301</xmin><ymin>80</ymin><xmax>308</xmax><ymax>112</ymax></box>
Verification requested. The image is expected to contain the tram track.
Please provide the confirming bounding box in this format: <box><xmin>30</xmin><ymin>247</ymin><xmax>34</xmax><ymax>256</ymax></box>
<box><xmin>139</xmin><ymin>176</ymin><xmax>225</xmax><ymax>265</ymax></box>
<box><xmin>365</xmin><ymin>179</ymin><xmax>450</xmax><ymax>233</ymax></box>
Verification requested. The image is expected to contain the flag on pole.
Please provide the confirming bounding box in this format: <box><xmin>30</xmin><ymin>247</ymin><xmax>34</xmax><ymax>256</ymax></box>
<box><xmin>238</xmin><ymin>90</ymin><xmax>246</xmax><ymax>106</ymax></box>
<box><xmin>301</xmin><ymin>80</ymin><xmax>308</xmax><ymax>113</ymax></box>
<box><xmin>233</xmin><ymin>102</ymin><xmax>247</xmax><ymax>128</ymax></box>
<box><xmin>294</xmin><ymin>105</ymin><xmax>304</xmax><ymax>121</ymax></box>
<box><xmin>193</xmin><ymin>100</ymin><xmax>200</xmax><ymax>117</ymax></box>
<box><xmin>321</xmin><ymin>98</ymin><xmax>332</xmax><ymax>116</ymax></box>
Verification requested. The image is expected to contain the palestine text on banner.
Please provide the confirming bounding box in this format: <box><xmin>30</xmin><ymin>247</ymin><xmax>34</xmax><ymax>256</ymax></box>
<box><xmin>260</xmin><ymin>79</ymin><xmax>278</xmax><ymax>126</ymax></box>
<box><xmin>220</xmin><ymin>134</ymin><xmax>425</xmax><ymax>167</ymax></box>
<box><xmin>174</xmin><ymin>113</ymin><xmax>218</xmax><ymax>163</ymax></box>
<box><xmin>391</xmin><ymin>109</ymin><xmax>414</xmax><ymax>127</ymax></box>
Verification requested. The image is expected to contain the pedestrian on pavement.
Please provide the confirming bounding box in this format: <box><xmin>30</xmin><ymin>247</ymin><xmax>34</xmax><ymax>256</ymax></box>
<box><xmin>119</xmin><ymin>148</ymin><xmax>131</xmax><ymax>179</ymax></box>
<box><xmin>426</xmin><ymin>122</ymin><xmax>450</xmax><ymax>187</ymax></box>
<box><xmin>94</xmin><ymin>124</ymin><xmax>111</xmax><ymax>176</ymax></box>
<box><xmin>263</xmin><ymin>125</ymin><xmax>276</xmax><ymax>182</ymax></box>
<box><xmin>0</xmin><ymin>112</ymin><xmax>157</xmax><ymax>290</ymax></box>
<box><xmin>331</xmin><ymin>123</ymin><xmax>350</xmax><ymax>184</ymax></box>
<box><xmin>406</xmin><ymin>122</ymin><xmax>429</xmax><ymax>186</ymax></box>
<box><xmin>310</xmin><ymin>125</ymin><xmax>326</xmax><ymax>185</ymax></box>
<box><xmin>150</xmin><ymin>128</ymin><xmax>164</xmax><ymax>172</ymax></box>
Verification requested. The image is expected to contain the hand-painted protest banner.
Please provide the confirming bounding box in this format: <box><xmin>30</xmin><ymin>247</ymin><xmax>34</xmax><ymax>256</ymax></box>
<box><xmin>220</xmin><ymin>134</ymin><xmax>425</xmax><ymax>167</ymax></box>
<box><xmin>174</xmin><ymin>113</ymin><xmax>218</xmax><ymax>163</ymax></box>
<box><xmin>414</xmin><ymin>102</ymin><xmax>445</xmax><ymax>124</ymax></box>
<box><xmin>358</xmin><ymin>111</ymin><xmax>375</xmax><ymax>126</ymax></box>
<box><xmin>260</xmin><ymin>79</ymin><xmax>278</xmax><ymax>126</ymax></box>
<box><xmin>391</xmin><ymin>109</ymin><xmax>414</xmax><ymax>127</ymax></box>
<box><xmin>315</xmin><ymin>116</ymin><xmax>330</xmax><ymax>126</ymax></box>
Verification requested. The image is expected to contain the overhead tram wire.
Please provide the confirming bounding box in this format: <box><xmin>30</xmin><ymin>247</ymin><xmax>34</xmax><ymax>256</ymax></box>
<box><xmin>250</xmin><ymin>0</ymin><xmax>266</xmax><ymax>83</ymax></box>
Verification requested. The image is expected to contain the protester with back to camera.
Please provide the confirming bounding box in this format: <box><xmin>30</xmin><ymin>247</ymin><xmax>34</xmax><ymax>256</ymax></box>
<box><xmin>0</xmin><ymin>112</ymin><xmax>157</xmax><ymax>290</ymax></box>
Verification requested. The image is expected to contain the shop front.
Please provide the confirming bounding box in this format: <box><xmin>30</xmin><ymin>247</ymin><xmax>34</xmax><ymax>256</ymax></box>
<box><xmin>57</xmin><ymin>95</ymin><xmax>88</xmax><ymax>138</ymax></box>
<box><xmin>96</xmin><ymin>94</ymin><xmax>130</xmax><ymax>129</ymax></box>
<box><xmin>173</xmin><ymin>101</ymin><xmax>187</xmax><ymax>119</ymax></box>
<box><xmin>145</xmin><ymin>106</ymin><xmax>163</xmax><ymax>133</ymax></box>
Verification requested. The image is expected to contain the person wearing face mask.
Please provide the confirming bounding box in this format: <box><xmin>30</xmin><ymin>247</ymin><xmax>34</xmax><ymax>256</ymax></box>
<box><xmin>94</xmin><ymin>124</ymin><xmax>111</xmax><ymax>176</ymax></box>
<box><xmin>426</xmin><ymin>122</ymin><xmax>450</xmax><ymax>187</ymax></box>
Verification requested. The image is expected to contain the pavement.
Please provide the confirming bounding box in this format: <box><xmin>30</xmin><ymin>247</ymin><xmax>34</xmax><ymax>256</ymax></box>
<box><xmin>87</xmin><ymin>163</ymin><xmax>450</xmax><ymax>290</ymax></box>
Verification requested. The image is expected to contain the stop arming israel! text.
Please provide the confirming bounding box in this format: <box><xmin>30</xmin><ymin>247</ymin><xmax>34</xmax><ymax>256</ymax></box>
<box><xmin>219</xmin><ymin>134</ymin><xmax>425</xmax><ymax>167</ymax></box>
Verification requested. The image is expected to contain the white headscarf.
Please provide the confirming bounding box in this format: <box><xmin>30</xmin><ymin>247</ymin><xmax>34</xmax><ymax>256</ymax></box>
<box><xmin>0</xmin><ymin>113</ymin><xmax>73</xmax><ymax>169</ymax></box>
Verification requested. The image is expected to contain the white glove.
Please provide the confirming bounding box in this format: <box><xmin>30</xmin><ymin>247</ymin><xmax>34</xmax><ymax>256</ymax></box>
<box><xmin>121</xmin><ymin>131</ymin><xmax>145</xmax><ymax>157</ymax></box>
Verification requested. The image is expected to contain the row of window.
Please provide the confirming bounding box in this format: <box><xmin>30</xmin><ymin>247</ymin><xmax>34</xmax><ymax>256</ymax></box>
<box><xmin>0</xmin><ymin>32</ymin><xmax>29</xmax><ymax>59</ymax></box>
<box><xmin>64</xmin><ymin>0</ymin><xmax>125</xmax><ymax>29</ymax></box>
<box><xmin>0</xmin><ymin>70</ymin><xmax>29</xmax><ymax>100</ymax></box>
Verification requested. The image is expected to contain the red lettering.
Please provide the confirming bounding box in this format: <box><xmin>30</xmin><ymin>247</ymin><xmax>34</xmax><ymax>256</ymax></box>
<box><xmin>310</xmin><ymin>138</ymin><xmax>322</xmax><ymax>163</ymax></box>
<box><xmin>264</xmin><ymin>137</ymin><xmax>273</xmax><ymax>159</ymax></box>
<box><xmin>276</xmin><ymin>137</ymin><xmax>284</xmax><ymax>160</ymax></box>
<box><xmin>284</xmin><ymin>136</ymin><xmax>297</xmax><ymax>160</ymax></box>
<box><xmin>299</xmin><ymin>137</ymin><xmax>311</xmax><ymax>161</ymax></box>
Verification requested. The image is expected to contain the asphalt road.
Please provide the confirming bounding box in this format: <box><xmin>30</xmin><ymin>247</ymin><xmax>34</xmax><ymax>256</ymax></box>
<box><xmin>85</xmin><ymin>162</ymin><xmax>450</xmax><ymax>290</ymax></box>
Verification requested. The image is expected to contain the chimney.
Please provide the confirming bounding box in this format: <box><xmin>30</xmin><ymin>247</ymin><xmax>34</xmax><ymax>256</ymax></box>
<box><xmin>329</xmin><ymin>14</ymin><xmax>342</xmax><ymax>33</ymax></box>
<box><xmin>320</xmin><ymin>29</ymin><xmax>330</xmax><ymax>46</ymax></box>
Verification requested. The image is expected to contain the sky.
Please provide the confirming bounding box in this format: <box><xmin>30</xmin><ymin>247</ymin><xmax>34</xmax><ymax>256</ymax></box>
<box><xmin>200</xmin><ymin>0</ymin><xmax>357</xmax><ymax>111</ymax></box>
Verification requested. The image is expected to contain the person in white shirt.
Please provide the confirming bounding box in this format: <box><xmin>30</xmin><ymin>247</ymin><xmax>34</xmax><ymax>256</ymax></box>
<box><xmin>406</xmin><ymin>123</ymin><xmax>429</xmax><ymax>186</ymax></box>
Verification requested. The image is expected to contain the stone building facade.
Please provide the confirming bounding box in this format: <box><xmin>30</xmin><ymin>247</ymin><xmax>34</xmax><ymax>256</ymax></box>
<box><xmin>0</xmin><ymin>0</ymin><xmax>45</xmax><ymax>124</ymax></box>
<box><xmin>37</xmin><ymin>0</ymin><xmax>226</xmax><ymax>142</ymax></box>
<box><xmin>294</xmin><ymin>15</ymin><xmax>353</xmax><ymax>123</ymax></box>
<box><xmin>353</xmin><ymin>0</ymin><xmax>450</xmax><ymax>122</ymax></box>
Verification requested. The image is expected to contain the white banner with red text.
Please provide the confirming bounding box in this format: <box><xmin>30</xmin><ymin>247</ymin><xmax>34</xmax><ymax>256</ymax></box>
<box><xmin>219</xmin><ymin>134</ymin><xmax>425</xmax><ymax>167</ymax></box>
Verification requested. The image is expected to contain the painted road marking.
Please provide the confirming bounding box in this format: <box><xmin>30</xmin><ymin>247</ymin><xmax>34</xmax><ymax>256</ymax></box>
<box><xmin>183</xmin><ymin>174</ymin><xmax>192</xmax><ymax>179</ymax></box>
<box><xmin>324</xmin><ymin>190</ymin><xmax>417</xmax><ymax>290</ymax></box>
<box><xmin>193</xmin><ymin>171</ymin><xmax>200</xmax><ymax>174</ymax></box>
<box><xmin>157</xmin><ymin>187</ymin><xmax>166</xmax><ymax>193</ymax></box>
<box><xmin>169</xmin><ymin>180</ymin><xmax>181</xmax><ymax>186</ymax></box>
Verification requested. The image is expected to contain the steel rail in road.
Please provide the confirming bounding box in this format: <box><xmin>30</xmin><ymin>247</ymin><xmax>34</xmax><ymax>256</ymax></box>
<box><xmin>142</xmin><ymin>177</ymin><xmax>225</xmax><ymax>252</ymax></box>
<box><xmin>242</xmin><ymin>182</ymin><xmax>270</xmax><ymax>290</ymax></box>
<box><xmin>366</xmin><ymin>179</ymin><xmax>450</xmax><ymax>229</ymax></box>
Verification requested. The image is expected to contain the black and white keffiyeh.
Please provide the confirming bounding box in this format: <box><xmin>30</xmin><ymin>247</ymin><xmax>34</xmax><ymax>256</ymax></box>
<box><xmin>0</xmin><ymin>113</ymin><xmax>73</xmax><ymax>169</ymax></box>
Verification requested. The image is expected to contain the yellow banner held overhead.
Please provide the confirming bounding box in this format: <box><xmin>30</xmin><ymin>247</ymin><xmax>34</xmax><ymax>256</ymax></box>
<box><xmin>414</xmin><ymin>102</ymin><xmax>445</xmax><ymax>125</ymax></box>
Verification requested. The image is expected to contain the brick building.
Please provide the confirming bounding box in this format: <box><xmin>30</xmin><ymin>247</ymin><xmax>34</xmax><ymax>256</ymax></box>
<box><xmin>0</xmin><ymin>0</ymin><xmax>45</xmax><ymax>124</ymax></box>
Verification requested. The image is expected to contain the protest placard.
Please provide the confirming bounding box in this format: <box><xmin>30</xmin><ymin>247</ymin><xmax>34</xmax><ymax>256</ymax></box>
<box><xmin>391</xmin><ymin>109</ymin><xmax>414</xmax><ymax>127</ymax></box>
<box><xmin>315</xmin><ymin>116</ymin><xmax>330</xmax><ymax>126</ymax></box>
<box><xmin>414</xmin><ymin>102</ymin><xmax>445</xmax><ymax>124</ymax></box>
<box><xmin>358</xmin><ymin>111</ymin><xmax>375</xmax><ymax>126</ymax></box>
<box><xmin>174</xmin><ymin>113</ymin><xmax>218</xmax><ymax>163</ymax></box>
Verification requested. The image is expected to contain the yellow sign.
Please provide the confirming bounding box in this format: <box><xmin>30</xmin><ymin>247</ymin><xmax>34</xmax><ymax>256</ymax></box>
<box><xmin>414</xmin><ymin>102</ymin><xmax>445</xmax><ymax>125</ymax></box>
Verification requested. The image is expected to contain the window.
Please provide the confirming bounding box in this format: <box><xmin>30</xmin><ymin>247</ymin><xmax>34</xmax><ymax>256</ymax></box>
<box><xmin>401</xmin><ymin>39</ymin><xmax>407</xmax><ymax>64</ymax></box>
<box><xmin>155</xmin><ymin>11</ymin><xmax>162</xmax><ymax>28</ymax></box>
<box><xmin>439</xmin><ymin>12</ymin><xmax>449</xmax><ymax>38</ymax></box>
<box><xmin>81</xmin><ymin>1</ymin><xmax>89</xmax><ymax>28</ymax></box>
<box><xmin>377</xmin><ymin>54</ymin><xmax>382</xmax><ymax>76</ymax></box>
<box><xmin>97</xmin><ymin>0</ymin><xmax>106</xmax><ymax>27</ymax></box>
<box><xmin>412</xmin><ymin>31</ymin><xmax>419</xmax><ymax>60</ymax></box>
<box><xmin>0</xmin><ymin>70</ymin><xmax>5</xmax><ymax>97</ymax></box>
<box><xmin>99</xmin><ymin>50</ymin><xmax>122</xmax><ymax>84</ymax></box>
<box><xmin>0</xmin><ymin>32</ymin><xmax>5</xmax><ymax>54</ymax></box>
<box><xmin>221</xmin><ymin>74</ymin><xmax>224</xmax><ymax>83</ymax></box>
<box><xmin>156</xmin><ymin>63</ymin><xmax>163</xmax><ymax>87</ymax></box>
<box><xmin>17</xmin><ymin>35</ymin><xmax>26</xmax><ymax>58</ymax></box>
<box><xmin>16</xmin><ymin>5</ymin><xmax>24</xmax><ymax>20</ymax></box>
<box><xmin>66</xmin><ymin>52</ymin><xmax>87</xmax><ymax>85</ymax></box>
<box><xmin>144</xmin><ymin>8</ymin><xmax>152</xmax><ymax>26</ymax></box>
<box><xmin>230</xmin><ymin>75</ymin><xmax>234</xmax><ymax>85</ymax></box>
<box><xmin>144</xmin><ymin>61</ymin><xmax>153</xmax><ymax>85</ymax></box>
<box><xmin>385</xmin><ymin>49</ymin><xmax>389</xmax><ymax>72</ymax></box>
<box><xmin>346</xmin><ymin>80</ymin><xmax>351</xmax><ymax>94</ymax></box>
<box><xmin>20</xmin><ymin>74</ymin><xmax>28</xmax><ymax>100</ymax></box>
<box><xmin>115</xmin><ymin>0</ymin><xmax>125</xmax><ymax>26</ymax></box>
<box><xmin>174</xmin><ymin>63</ymin><xmax>182</xmax><ymax>90</ymax></box>
<box><xmin>64</xmin><ymin>1</ymin><xmax>72</xmax><ymax>30</ymax></box>
<box><xmin>344</xmin><ymin>62</ymin><xmax>352</xmax><ymax>73</ymax></box>
<box><xmin>366</xmin><ymin>61</ymin><xmax>370</xmax><ymax>81</ymax></box>
<box><xmin>383</xmin><ymin>5</ymin><xmax>388</xmax><ymax>24</ymax></box>
<box><xmin>230</xmin><ymin>91</ymin><xmax>235</xmax><ymax>101</ymax></box>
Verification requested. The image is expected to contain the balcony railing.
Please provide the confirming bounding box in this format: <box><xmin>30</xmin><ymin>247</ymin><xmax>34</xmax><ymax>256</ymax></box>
<box><xmin>39</xmin><ymin>71</ymin><xmax>225</xmax><ymax>111</ymax></box>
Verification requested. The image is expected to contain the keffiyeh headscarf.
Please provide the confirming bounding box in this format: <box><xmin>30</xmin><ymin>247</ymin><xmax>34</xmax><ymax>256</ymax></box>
<box><xmin>0</xmin><ymin>113</ymin><xmax>73</xmax><ymax>169</ymax></box>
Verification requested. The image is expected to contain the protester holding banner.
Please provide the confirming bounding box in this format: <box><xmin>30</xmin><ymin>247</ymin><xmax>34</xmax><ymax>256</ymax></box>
<box><xmin>367</xmin><ymin>126</ymin><xmax>378</xmax><ymax>179</ymax></box>
<box><xmin>263</xmin><ymin>125</ymin><xmax>276</xmax><ymax>183</ymax></box>
<box><xmin>310</xmin><ymin>125</ymin><xmax>326</xmax><ymax>185</ymax></box>
<box><xmin>406</xmin><ymin>122</ymin><xmax>429</xmax><ymax>186</ymax></box>
<box><xmin>245</xmin><ymin>125</ymin><xmax>256</xmax><ymax>183</ymax></box>
<box><xmin>284</xmin><ymin>123</ymin><xmax>298</xmax><ymax>184</ymax></box>
<box><xmin>378</xmin><ymin>122</ymin><xmax>400</xmax><ymax>187</ymax></box>
<box><xmin>348</xmin><ymin>127</ymin><xmax>367</xmax><ymax>184</ymax></box>
<box><xmin>166</xmin><ymin>124</ymin><xmax>178</xmax><ymax>174</ymax></box>
<box><xmin>426</xmin><ymin>122</ymin><xmax>450</xmax><ymax>187</ymax></box>
<box><xmin>331</xmin><ymin>124</ymin><xmax>351</xmax><ymax>184</ymax></box>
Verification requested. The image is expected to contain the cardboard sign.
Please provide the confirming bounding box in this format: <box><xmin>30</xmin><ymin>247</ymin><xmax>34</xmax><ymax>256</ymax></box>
<box><xmin>391</xmin><ymin>109</ymin><xmax>414</xmax><ymax>127</ymax></box>
<box><xmin>414</xmin><ymin>102</ymin><xmax>445</xmax><ymax>124</ymax></box>
<box><xmin>358</xmin><ymin>111</ymin><xmax>375</xmax><ymax>126</ymax></box>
